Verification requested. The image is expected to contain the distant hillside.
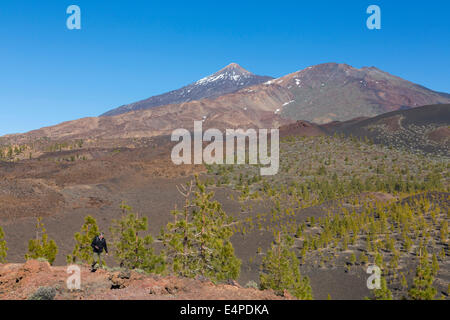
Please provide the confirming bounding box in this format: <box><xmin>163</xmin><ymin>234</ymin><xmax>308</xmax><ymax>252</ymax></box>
<box><xmin>280</xmin><ymin>104</ymin><xmax>450</xmax><ymax>156</ymax></box>
<box><xmin>332</xmin><ymin>104</ymin><xmax>450</xmax><ymax>155</ymax></box>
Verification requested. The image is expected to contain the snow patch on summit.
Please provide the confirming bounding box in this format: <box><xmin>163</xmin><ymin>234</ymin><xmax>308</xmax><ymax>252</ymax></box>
<box><xmin>196</xmin><ymin>69</ymin><xmax>252</xmax><ymax>86</ymax></box>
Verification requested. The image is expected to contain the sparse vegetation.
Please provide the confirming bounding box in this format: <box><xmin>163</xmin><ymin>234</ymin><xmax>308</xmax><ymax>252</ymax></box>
<box><xmin>204</xmin><ymin>134</ymin><xmax>449</xmax><ymax>299</ymax></box>
<box><xmin>1</xmin><ymin>125</ymin><xmax>448</xmax><ymax>300</ymax></box>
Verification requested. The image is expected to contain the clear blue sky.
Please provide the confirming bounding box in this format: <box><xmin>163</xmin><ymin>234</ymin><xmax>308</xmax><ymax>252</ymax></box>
<box><xmin>0</xmin><ymin>0</ymin><xmax>449</xmax><ymax>135</ymax></box>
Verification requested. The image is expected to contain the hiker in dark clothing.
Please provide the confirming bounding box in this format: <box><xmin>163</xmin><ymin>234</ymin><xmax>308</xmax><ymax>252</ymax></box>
<box><xmin>91</xmin><ymin>232</ymin><xmax>108</xmax><ymax>269</ymax></box>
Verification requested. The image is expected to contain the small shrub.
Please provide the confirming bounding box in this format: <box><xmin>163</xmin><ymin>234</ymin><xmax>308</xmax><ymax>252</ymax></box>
<box><xmin>245</xmin><ymin>280</ymin><xmax>259</xmax><ymax>289</ymax></box>
<box><xmin>134</xmin><ymin>268</ymin><xmax>147</xmax><ymax>275</ymax></box>
<box><xmin>28</xmin><ymin>287</ymin><xmax>56</xmax><ymax>300</ymax></box>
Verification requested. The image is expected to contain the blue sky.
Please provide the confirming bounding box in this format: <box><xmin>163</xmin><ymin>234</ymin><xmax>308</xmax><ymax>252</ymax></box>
<box><xmin>0</xmin><ymin>0</ymin><xmax>449</xmax><ymax>135</ymax></box>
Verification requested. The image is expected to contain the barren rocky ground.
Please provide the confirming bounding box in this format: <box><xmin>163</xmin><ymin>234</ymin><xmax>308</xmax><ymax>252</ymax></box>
<box><xmin>0</xmin><ymin>260</ymin><xmax>291</xmax><ymax>300</ymax></box>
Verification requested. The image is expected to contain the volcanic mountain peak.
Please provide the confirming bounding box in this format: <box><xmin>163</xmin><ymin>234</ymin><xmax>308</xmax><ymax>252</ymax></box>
<box><xmin>100</xmin><ymin>63</ymin><xmax>273</xmax><ymax>117</ymax></box>
<box><xmin>219</xmin><ymin>62</ymin><xmax>252</xmax><ymax>74</ymax></box>
<box><xmin>195</xmin><ymin>63</ymin><xmax>253</xmax><ymax>85</ymax></box>
<box><xmin>263</xmin><ymin>62</ymin><xmax>450</xmax><ymax>123</ymax></box>
<box><xmin>270</xmin><ymin>63</ymin><xmax>400</xmax><ymax>85</ymax></box>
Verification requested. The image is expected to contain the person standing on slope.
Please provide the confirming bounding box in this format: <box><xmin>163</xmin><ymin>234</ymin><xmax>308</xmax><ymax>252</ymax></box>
<box><xmin>91</xmin><ymin>232</ymin><xmax>108</xmax><ymax>270</ymax></box>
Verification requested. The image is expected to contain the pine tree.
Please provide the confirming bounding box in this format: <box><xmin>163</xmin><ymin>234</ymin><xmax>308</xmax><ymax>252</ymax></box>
<box><xmin>359</xmin><ymin>252</ymin><xmax>368</xmax><ymax>265</ymax></box>
<box><xmin>408</xmin><ymin>258</ymin><xmax>437</xmax><ymax>300</ymax></box>
<box><xmin>260</xmin><ymin>231</ymin><xmax>313</xmax><ymax>300</ymax></box>
<box><xmin>350</xmin><ymin>252</ymin><xmax>356</xmax><ymax>265</ymax></box>
<box><xmin>373</xmin><ymin>277</ymin><xmax>393</xmax><ymax>300</ymax></box>
<box><xmin>66</xmin><ymin>215</ymin><xmax>100</xmax><ymax>265</ymax></box>
<box><xmin>440</xmin><ymin>220</ymin><xmax>448</xmax><ymax>243</ymax></box>
<box><xmin>431</xmin><ymin>253</ymin><xmax>440</xmax><ymax>276</ymax></box>
<box><xmin>162</xmin><ymin>176</ymin><xmax>241</xmax><ymax>282</ymax></box>
<box><xmin>25</xmin><ymin>218</ymin><xmax>58</xmax><ymax>265</ymax></box>
<box><xmin>0</xmin><ymin>226</ymin><xmax>8</xmax><ymax>263</ymax></box>
<box><xmin>110</xmin><ymin>203</ymin><xmax>165</xmax><ymax>274</ymax></box>
<box><xmin>400</xmin><ymin>272</ymin><xmax>408</xmax><ymax>290</ymax></box>
<box><xmin>375</xmin><ymin>252</ymin><xmax>383</xmax><ymax>268</ymax></box>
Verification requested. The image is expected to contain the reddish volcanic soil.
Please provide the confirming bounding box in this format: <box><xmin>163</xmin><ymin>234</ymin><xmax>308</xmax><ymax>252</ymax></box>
<box><xmin>0</xmin><ymin>260</ymin><xmax>291</xmax><ymax>300</ymax></box>
<box><xmin>279</xmin><ymin>121</ymin><xmax>326</xmax><ymax>137</ymax></box>
<box><xmin>428</xmin><ymin>126</ymin><xmax>450</xmax><ymax>143</ymax></box>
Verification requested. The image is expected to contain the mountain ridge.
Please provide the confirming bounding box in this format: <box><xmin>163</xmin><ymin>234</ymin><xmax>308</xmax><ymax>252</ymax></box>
<box><xmin>3</xmin><ymin>62</ymin><xmax>450</xmax><ymax>142</ymax></box>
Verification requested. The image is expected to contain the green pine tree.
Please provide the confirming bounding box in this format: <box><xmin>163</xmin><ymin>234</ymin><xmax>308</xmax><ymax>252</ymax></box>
<box><xmin>408</xmin><ymin>258</ymin><xmax>437</xmax><ymax>300</ymax></box>
<box><xmin>25</xmin><ymin>218</ymin><xmax>58</xmax><ymax>265</ymax></box>
<box><xmin>359</xmin><ymin>252</ymin><xmax>368</xmax><ymax>265</ymax></box>
<box><xmin>0</xmin><ymin>226</ymin><xmax>8</xmax><ymax>263</ymax></box>
<box><xmin>66</xmin><ymin>215</ymin><xmax>100</xmax><ymax>265</ymax></box>
<box><xmin>431</xmin><ymin>253</ymin><xmax>440</xmax><ymax>276</ymax></box>
<box><xmin>110</xmin><ymin>203</ymin><xmax>165</xmax><ymax>274</ymax></box>
<box><xmin>162</xmin><ymin>176</ymin><xmax>241</xmax><ymax>282</ymax></box>
<box><xmin>350</xmin><ymin>252</ymin><xmax>357</xmax><ymax>265</ymax></box>
<box><xmin>260</xmin><ymin>231</ymin><xmax>313</xmax><ymax>300</ymax></box>
<box><xmin>400</xmin><ymin>272</ymin><xmax>408</xmax><ymax>290</ymax></box>
<box><xmin>373</xmin><ymin>277</ymin><xmax>393</xmax><ymax>300</ymax></box>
